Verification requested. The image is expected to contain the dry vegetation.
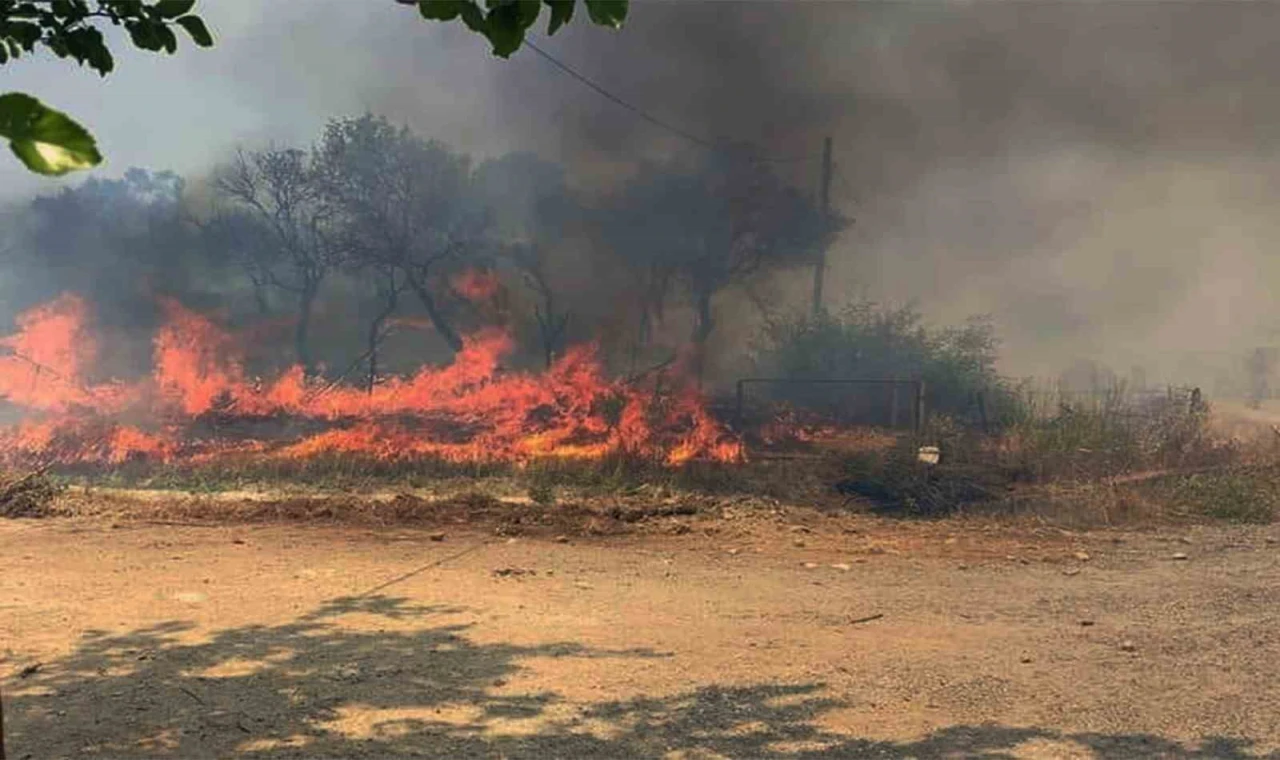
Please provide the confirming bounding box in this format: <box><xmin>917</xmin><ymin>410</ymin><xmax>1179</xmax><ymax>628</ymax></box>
<box><xmin>6</xmin><ymin>385</ymin><xmax>1276</xmax><ymax>533</ymax></box>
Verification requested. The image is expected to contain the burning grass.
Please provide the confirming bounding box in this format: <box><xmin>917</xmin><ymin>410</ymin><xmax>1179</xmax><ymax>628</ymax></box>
<box><xmin>3</xmin><ymin>294</ymin><xmax>1277</xmax><ymax>529</ymax></box>
<box><xmin>0</xmin><ymin>294</ymin><xmax>742</xmax><ymax>470</ymax></box>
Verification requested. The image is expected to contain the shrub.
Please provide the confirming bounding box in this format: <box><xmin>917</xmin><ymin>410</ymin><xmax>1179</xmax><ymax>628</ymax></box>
<box><xmin>748</xmin><ymin>303</ymin><xmax>1010</xmax><ymax>424</ymax></box>
<box><xmin>527</xmin><ymin>481</ymin><xmax>557</xmax><ymax>506</ymax></box>
<box><xmin>1164</xmin><ymin>467</ymin><xmax>1280</xmax><ymax>523</ymax></box>
<box><xmin>0</xmin><ymin>473</ymin><xmax>65</xmax><ymax>518</ymax></box>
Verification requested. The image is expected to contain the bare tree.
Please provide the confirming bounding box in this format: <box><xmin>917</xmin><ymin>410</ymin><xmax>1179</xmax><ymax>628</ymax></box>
<box><xmin>473</xmin><ymin>153</ymin><xmax>578</xmax><ymax>368</ymax></box>
<box><xmin>194</xmin><ymin>207</ymin><xmax>274</xmax><ymax>317</ymax></box>
<box><xmin>314</xmin><ymin>114</ymin><xmax>485</xmax><ymax>356</ymax></box>
<box><xmin>214</xmin><ymin>148</ymin><xmax>338</xmax><ymax>375</ymax></box>
<box><xmin>504</xmin><ymin>243</ymin><xmax>569</xmax><ymax>368</ymax></box>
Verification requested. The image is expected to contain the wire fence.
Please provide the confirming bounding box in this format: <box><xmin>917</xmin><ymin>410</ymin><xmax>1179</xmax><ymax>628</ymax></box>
<box><xmin>732</xmin><ymin>377</ymin><xmax>927</xmax><ymax>434</ymax></box>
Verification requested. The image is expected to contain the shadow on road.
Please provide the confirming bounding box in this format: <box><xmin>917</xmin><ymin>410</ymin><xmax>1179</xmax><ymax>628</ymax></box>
<box><xmin>5</xmin><ymin>595</ymin><xmax>1277</xmax><ymax>759</ymax></box>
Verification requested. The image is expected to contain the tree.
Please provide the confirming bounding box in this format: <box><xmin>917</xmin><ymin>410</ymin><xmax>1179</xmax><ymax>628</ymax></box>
<box><xmin>314</xmin><ymin>113</ymin><xmax>487</xmax><ymax>357</ymax></box>
<box><xmin>398</xmin><ymin>0</ymin><xmax>626</xmax><ymax>58</ymax></box>
<box><xmin>604</xmin><ymin>152</ymin><xmax>839</xmax><ymax>380</ymax></box>
<box><xmin>1</xmin><ymin>0</ymin><xmax>626</xmax><ymax>176</ymax></box>
<box><xmin>213</xmin><ymin>147</ymin><xmax>339</xmax><ymax>376</ymax></box>
<box><xmin>359</xmin><ymin>262</ymin><xmax>407</xmax><ymax>393</ymax></box>
<box><xmin>472</xmin><ymin>152</ymin><xmax>577</xmax><ymax>367</ymax></box>
<box><xmin>20</xmin><ymin>166</ymin><xmax>210</xmax><ymax>309</ymax></box>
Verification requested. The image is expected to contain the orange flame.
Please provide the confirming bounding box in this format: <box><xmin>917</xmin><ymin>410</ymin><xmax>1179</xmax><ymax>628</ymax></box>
<box><xmin>0</xmin><ymin>294</ymin><xmax>744</xmax><ymax>468</ymax></box>
<box><xmin>451</xmin><ymin>268</ymin><xmax>501</xmax><ymax>302</ymax></box>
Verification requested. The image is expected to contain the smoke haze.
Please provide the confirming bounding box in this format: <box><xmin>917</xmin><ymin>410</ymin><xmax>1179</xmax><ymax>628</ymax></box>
<box><xmin>4</xmin><ymin>1</ymin><xmax>1280</xmax><ymax>388</ymax></box>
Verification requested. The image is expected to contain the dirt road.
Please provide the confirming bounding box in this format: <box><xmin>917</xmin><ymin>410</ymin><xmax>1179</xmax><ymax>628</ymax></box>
<box><xmin>3</xmin><ymin>510</ymin><xmax>1280</xmax><ymax>759</ymax></box>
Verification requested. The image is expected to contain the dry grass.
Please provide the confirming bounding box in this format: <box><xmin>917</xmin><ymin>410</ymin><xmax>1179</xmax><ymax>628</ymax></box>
<box><xmin>834</xmin><ymin>388</ymin><xmax>1280</xmax><ymax>526</ymax></box>
<box><xmin>51</xmin><ymin>478</ymin><xmax>745</xmax><ymax>538</ymax></box>
<box><xmin>0</xmin><ymin>471</ymin><xmax>65</xmax><ymax>518</ymax></box>
<box><xmin>6</xmin><ymin>386</ymin><xmax>1276</xmax><ymax>531</ymax></box>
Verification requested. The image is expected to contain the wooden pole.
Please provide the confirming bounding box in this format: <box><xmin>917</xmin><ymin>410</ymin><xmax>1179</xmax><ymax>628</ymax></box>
<box><xmin>811</xmin><ymin>137</ymin><xmax>833</xmax><ymax>318</ymax></box>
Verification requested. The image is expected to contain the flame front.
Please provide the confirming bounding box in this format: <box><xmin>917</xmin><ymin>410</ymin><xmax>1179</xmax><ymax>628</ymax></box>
<box><xmin>0</xmin><ymin>293</ymin><xmax>743</xmax><ymax>468</ymax></box>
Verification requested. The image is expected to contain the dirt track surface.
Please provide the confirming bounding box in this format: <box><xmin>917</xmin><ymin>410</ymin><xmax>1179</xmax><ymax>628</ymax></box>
<box><xmin>3</xmin><ymin>511</ymin><xmax>1280</xmax><ymax>759</ymax></box>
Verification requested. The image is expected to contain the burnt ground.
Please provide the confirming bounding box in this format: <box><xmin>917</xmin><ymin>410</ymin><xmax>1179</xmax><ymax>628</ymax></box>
<box><xmin>3</xmin><ymin>499</ymin><xmax>1280</xmax><ymax>759</ymax></box>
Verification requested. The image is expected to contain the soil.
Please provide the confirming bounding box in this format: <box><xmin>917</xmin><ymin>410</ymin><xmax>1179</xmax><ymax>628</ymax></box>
<box><xmin>3</xmin><ymin>498</ymin><xmax>1280</xmax><ymax>759</ymax></box>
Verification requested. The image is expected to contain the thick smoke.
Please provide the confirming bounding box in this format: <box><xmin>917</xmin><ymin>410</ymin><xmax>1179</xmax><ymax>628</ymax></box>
<box><xmin>7</xmin><ymin>1</ymin><xmax>1280</xmax><ymax>389</ymax></box>
<box><xmin>486</xmin><ymin>2</ymin><xmax>1280</xmax><ymax>388</ymax></box>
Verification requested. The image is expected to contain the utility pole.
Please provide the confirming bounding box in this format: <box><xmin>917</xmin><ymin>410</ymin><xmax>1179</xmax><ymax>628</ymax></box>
<box><xmin>811</xmin><ymin>136</ymin><xmax>833</xmax><ymax>318</ymax></box>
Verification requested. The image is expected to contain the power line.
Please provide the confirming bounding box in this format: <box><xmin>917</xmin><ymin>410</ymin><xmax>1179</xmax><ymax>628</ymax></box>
<box><xmin>523</xmin><ymin>39</ymin><xmax>818</xmax><ymax>165</ymax></box>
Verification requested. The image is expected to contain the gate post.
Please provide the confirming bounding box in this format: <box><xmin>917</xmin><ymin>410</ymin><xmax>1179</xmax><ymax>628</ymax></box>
<box><xmin>735</xmin><ymin>379</ymin><xmax>746</xmax><ymax>430</ymax></box>
<box><xmin>914</xmin><ymin>379</ymin><xmax>927</xmax><ymax>434</ymax></box>
<box><xmin>889</xmin><ymin>383</ymin><xmax>901</xmax><ymax>428</ymax></box>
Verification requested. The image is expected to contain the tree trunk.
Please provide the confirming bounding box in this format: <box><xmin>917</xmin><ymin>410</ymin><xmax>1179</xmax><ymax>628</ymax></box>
<box><xmin>367</xmin><ymin>318</ymin><xmax>382</xmax><ymax>395</ymax></box>
<box><xmin>296</xmin><ymin>284</ymin><xmax>318</xmax><ymax>377</ymax></box>
<box><xmin>367</xmin><ymin>298</ymin><xmax>397</xmax><ymax>394</ymax></box>
<box><xmin>691</xmin><ymin>288</ymin><xmax>715</xmax><ymax>388</ymax></box>
<box><xmin>405</xmin><ymin>272</ymin><xmax>464</xmax><ymax>354</ymax></box>
<box><xmin>254</xmin><ymin>287</ymin><xmax>270</xmax><ymax>317</ymax></box>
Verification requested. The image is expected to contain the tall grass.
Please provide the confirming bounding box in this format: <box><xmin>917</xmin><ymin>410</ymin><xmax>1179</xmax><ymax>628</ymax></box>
<box><xmin>985</xmin><ymin>380</ymin><xmax>1215</xmax><ymax>480</ymax></box>
<box><xmin>836</xmin><ymin>380</ymin><xmax>1247</xmax><ymax>521</ymax></box>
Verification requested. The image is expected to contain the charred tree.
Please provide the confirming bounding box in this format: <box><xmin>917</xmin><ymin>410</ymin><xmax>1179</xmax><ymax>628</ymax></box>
<box><xmin>364</xmin><ymin>267</ymin><xmax>406</xmax><ymax>393</ymax></box>
<box><xmin>502</xmin><ymin>243</ymin><xmax>570</xmax><ymax>368</ymax></box>
<box><xmin>603</xmin><ymin>151</ymin><xmax>841</xmax><ymax>383</ymax></box>
<box><xmin>314</xmin><ymin>114</ymin><xmax>486</xmax><ymax>359</ymax></box>
<box><xmin>214</xmin><ymin>148</ymin><xmax>338</xmax><ymax>377</ymax></box>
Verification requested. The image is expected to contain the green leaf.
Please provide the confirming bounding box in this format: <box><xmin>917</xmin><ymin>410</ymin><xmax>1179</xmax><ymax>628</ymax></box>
<box><xmin>417</xmin><ymin>0</ymin><xmax>466</xmax><ymax>20</ymax></box>
<box><xmin>153</xmin><ymin>0</ymin><xmax>196</xmax><ymax>18</ymax></box>
<box><xmin>483</xmin><ymin>2</ymin><xmax>533</xmax><ymax>57</ymax></box>
<box><xmin>78</xmin><ymin>28</ymin><xmax>116</xmax><ymax>73</ymax></box>
<box><xmin>515</xmin><ymin>0</ymin><xmax>542</xmax><ymax>27</ymax></box>
<box><xmin>117</xmin><ymin>0</ymin><xmax>146</xmax><ymax>18</ymax></box>
<box><xmin>584</xmin><ymin>0</ymin><xmax>626</xmax><ymax>28</ymax></box>
<box><xmin>0</xmin><ymin>92</ymin><xmax>102</xmax><ymax>176</ymax></box>
<box><xmin>156</xmin><ymin>22</ymin><xmax>178</xmax><ymax>53</ymax></box>
<box><xmin>458</xmin><ymin>2</ymin><xmax>486</xmax><ymax>32</ymax></box>
<box><xmin>546</xmin><ymin>0</ymin><xmax>574</xmax><ymax>34</ymax></box>
<box><xmin>6</xmin><ymin>21</ymin><xmax>42</xmax><ymax>49</ymax></box>
<box><xmin>174</xmin><ymin>15</ymin><xmax>213</xmax><ymax>47</ymax></box>
<box><xmin>125</xmin><ymin>20</ymin><xmax>163</xmax><ymax>50</ymax></box>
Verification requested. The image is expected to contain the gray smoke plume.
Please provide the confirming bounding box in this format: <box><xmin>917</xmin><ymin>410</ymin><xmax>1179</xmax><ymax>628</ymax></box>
<box><xmin>6</xmin><ymin>1</ymin><xmax>1280</xmax><ymax>388</ymax></box>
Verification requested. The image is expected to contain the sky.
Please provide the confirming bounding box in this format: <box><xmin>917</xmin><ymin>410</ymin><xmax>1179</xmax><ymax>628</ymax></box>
<box><xmin>4</xmin><ymin>1</ymin><xmax>1280</xmax><ymax>386</ymax></box>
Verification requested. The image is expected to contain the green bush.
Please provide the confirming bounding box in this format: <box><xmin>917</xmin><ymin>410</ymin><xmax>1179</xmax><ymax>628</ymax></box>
<box><xmin>1164</xmin><ymin>467</ymin><xmax>1280</xmax><ymax>523</ymax></box>
<box><xmin>527</xmin><ymin>481</ymin><xmax>557</xmax><ymax>506</ymax></box>
<box><xmin>749</xmin><ymin>303</ymin><xmax>1009</xmax><ymax>424</ymax></box>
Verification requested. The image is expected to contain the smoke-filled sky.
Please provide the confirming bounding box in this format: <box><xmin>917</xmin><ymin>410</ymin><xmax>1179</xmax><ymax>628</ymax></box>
<box><xmin>4</xmin><ymin>1</ymin><xmax>1280</xmax><ymax>385</ymax></box>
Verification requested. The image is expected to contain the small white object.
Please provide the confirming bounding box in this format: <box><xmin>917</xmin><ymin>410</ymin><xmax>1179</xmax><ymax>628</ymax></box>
<box><xmin>917</xmin><ymin>446</ymin><xmax>941</xmax><ymax>465</ymax></box>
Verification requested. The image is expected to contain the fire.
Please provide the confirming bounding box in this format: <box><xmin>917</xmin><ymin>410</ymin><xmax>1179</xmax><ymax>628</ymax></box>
<box><xmin>0</xmin><ymin>294</ymin><xmax>97</xmax><ymax>412</ymax></box>
<box><xmin>0</xmin><ymin>293</ymin><xmax>744</xmax><ymax>468</ymax></box>
<box><xmin>450</xmin><ymin>268</ymin><xmax>501</xmax><ymax>301</ymax></box>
